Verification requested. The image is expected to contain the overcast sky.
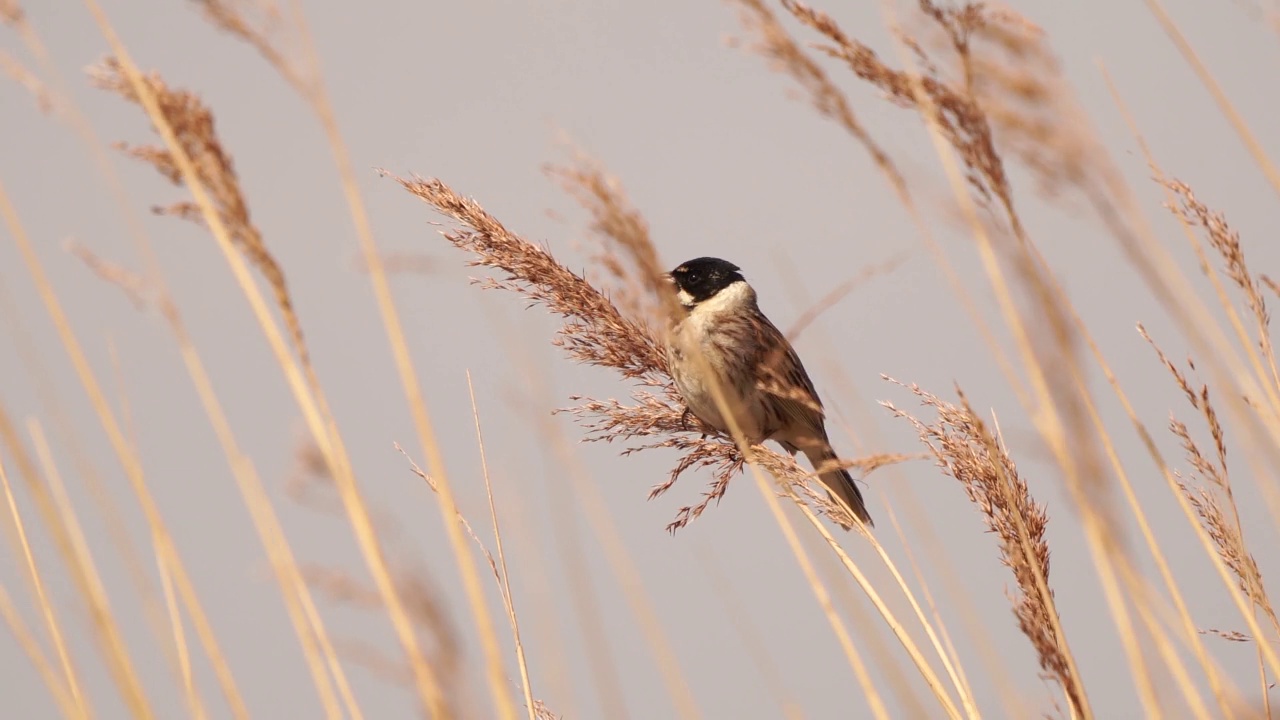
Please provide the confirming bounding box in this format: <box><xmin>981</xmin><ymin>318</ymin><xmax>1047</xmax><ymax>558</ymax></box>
<box><xmin>4</xmin><ymin>0</ymin><xmax>1280</xmax><ymax>718</ymax></box>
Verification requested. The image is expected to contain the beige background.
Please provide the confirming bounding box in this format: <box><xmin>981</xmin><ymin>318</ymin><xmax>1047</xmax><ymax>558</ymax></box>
<box><xmin>4</xmin><ymin>0</ymin><xmax>1280</xmax><ymax>717</ymax></box>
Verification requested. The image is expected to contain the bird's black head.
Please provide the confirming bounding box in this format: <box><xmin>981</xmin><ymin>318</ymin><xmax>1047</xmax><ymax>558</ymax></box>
<box><xmin>668</xmin><ymin>257</ymin><xmax>745</xmax><ymax>307</ymax></box>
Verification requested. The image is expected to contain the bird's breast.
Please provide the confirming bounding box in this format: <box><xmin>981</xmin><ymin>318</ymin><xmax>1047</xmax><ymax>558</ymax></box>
<box><xmin>668</xmin><ymin>311</ymin><xmax>763</xmax><ymax>438</ymax></box>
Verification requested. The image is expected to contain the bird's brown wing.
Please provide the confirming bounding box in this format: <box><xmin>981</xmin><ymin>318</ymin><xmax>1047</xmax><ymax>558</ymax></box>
<box><xmin>750</xmin><ymin>312</ymin><xmax>828</xmax><ymax>437</ymax></box>
<box><xmin>751</xmin><ymin>313</ymin><xmax>873</xmax><ymax>527</ymax></box>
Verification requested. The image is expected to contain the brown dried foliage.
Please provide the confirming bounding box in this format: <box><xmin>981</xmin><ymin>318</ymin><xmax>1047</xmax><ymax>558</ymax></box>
<box><xmin>195</xmin><ymin>0</ymin><xmax>312</xmax><ymax>94</ymax></box>
<box><xmin>1179</xmin><ymin>477</ymin><xmax>1269</xmax><ymax>604</ymax></box>
<box><xmin>884</xmin><ymin>379</ymin><xmax>1085</xmax><ymax>715</ymax></box>
<box><xmin>765</xmin><ymin>3</ymin><xmax>1124</xmax><ymax>540</ymax></box>
<box><xmin>777</xmin><ymin>0</ymin><xmax>1087</xmax><ymax>369</ymax></box>
<box><xmin>1145</xmin><ymin>180</ymin><xmax>1280</xmax><ymax>639</ymax></box>
<box><xmin>66</xmin><ymin>241</ymin><xmax>154</xmax><ymax>311</ymax></box>
<box><xmin>90</xmin><ymin>58</ymin><xmax>311</xmax><ymax>371</ymax></box>
<box><xmin>1140</xmin><ymin>323</ymin><xmax>1279</xmax><ymax>636</ymax></box>
<box><xmin>391</xmin><ymin>173</ymin><xmax>670</xmax><ymax>385</ymax></box>
<box><xmin>757</xmin><ymin>0</ymin><xmax>1102</xmax><ymax>314</ymax></box>
<box><xmin>729</xmin><ymin>0</ymin><xmax>904</xmax><ymax>196</ymax></box>
<box><xmin>916</xmin><ymin>3</ymin><xmax>1101</xmax><ymax>203</ymax></box>
<box><xmin>296</xmin><ymin>424</ymin><xmax>557</xmax><ymax>716</ymax></box>
<box><xmin>779</xmin><ymin>0</ymin><xmax>1010</xmax><ymax>216</ymax></box>
<box><xmin>1163</xmin><ymin>179</ymin><xmax>1279</xmax><ymax>381</ymax></box>
<box><xmin>547</xmin><ymin>156</ymin><xmax>670</xmax><ymax>326</ymax></box>
<box><xmin>766</xmin><ymin>0</ymin><xmax>1110</xmax><ymax>224</ymax></box>
<box><xmin>391</xmin><ymin>173</ymin><xmax>901</xmax><ymax>531</ymax></box>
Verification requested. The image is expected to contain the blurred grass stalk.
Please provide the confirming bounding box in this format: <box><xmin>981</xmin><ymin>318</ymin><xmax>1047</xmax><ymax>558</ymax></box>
<box><xmin>0</xmin><ymin>0</ymin><xmax>1278</xmax><ymax>718</ymax></box>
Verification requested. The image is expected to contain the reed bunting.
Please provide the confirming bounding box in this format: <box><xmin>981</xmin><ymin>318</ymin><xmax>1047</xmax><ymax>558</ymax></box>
<box><xmin>664</xmin><ymin>257</ymin><xmax>872</xmax><ymax>529</ymax></box>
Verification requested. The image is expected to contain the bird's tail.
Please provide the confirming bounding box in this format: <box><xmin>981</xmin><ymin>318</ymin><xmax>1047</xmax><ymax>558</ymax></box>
<box><xmin>806</xmin><ymin>447</ymin><xmax>874</xmax><ymax>529</ymax></box>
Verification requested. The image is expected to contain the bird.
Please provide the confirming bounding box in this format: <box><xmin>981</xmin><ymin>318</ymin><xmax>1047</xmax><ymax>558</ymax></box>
<box><xmin>664</xmin><ymin>256</ymin><xmax>873</xmax><ymax>529</ymax></box>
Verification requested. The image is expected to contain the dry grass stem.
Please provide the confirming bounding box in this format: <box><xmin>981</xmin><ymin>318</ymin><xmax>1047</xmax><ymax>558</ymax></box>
<box><xmin>291</xmin><ymin>447</ymin><xmax>461</xmax><ymax>675</ymax></box>
<box><xmin>196</xmin><ymin>0</ymin><xmax>313</xmax><ymax>94</ymax></box>
<box><xmin>1141</xmin><ymin>0</ymin><xmax>1280</xmax><ymax>203</ymax></box>
<box><xmin>81</xmin><ymin>11</ymin><xmax>456</xmax><ymax>711</ymax></box>
<box><xmin>783</xmin><ymin>252</ymin><xmax>909</xmax><ymax>342</ymax></box>
<box><xmin>0</xmin><ymin>49</ymin><xmax>53</xmax><ymax>114</ymax></box>
<box><xmin>2</xmin><ymin>173</ymin><xmax>205</xmax><ymax>718</ymax></box>
<box><xmin>153</xmin><ymin>541</ymin><xmax>207</xmax><ymax>720</ymax></box>
<box><xmin>1140</xmin><ymin>325</ymin><xmax>1280</xmax><ymax>642</ymax></box>
<box><xmin>66</xmin><ymin>241</ymin><xmax>155</xmax><ymax>310</ymax></box>
<box><xmin>90</xmin><ymin>59</ymin><xmax>312</xmax><ymax>372</ymax></box>
<box><xmin>1162</xmin><ymin>179</ymin><xmax>1280</xmax><ymax>392</ymax></box>
<box><xmin>186</xmin><ymin>11</ymin><xmax>524</xmax><ymax>711</ymax></box>
<box><xmin>885</xmin><ymin>380</ymin><xmax>1085</xmax><ymax>716</ymax></box>
<box><xmin>781</xmin><ymin>0</ymin><xmax>1009</xmax><ymax>214</ymax></box>
<box><xmin>395</xmin><ymin>165</ymin><xmax>974</xmax><ymax>715</ymax></box>
<box><xmin>532</xmin><ymin>406</ymin><xmax>702</xmax><ymax>719</ymax></box>
<box><xmin>0</xmin><ymin>583</ymin><xmax>80</xmax><ymax>719</ymax></box>
<box><xmin>28</xmin><ymin>416</ymin><xmax>160</xmax><ymax>719</ymax></box>
<box><xmin>729</xmin><ymin>0</ymin><xmax>905</xmax><ymax>196</ymax></box>
<box><xmin>916</xmin><ymin>5</ymin><xmax>1106</xmax><ymax>205</ymax></box>
<box><xmin>0</xmin><ymin>454</ymin><xmax>88</xmax><ymax>718</ymax></box>
<box><xmin>0</xmin><ymin>408</ymin><xmax>144</xmax><ymax>719</ymax></box>
<box><xmin>779</xmin><ymin>0</ymin><xmax>1119</xmax><ymax>535</ymax></box>
<box><xmin>767</xmin><ymin>460</ymin><xmax>973</xmax><ymax>718</ymax></box>
<box><xmin>467</xmin><ymin>372</ymin><xmax>540</xmax><ymax>720</ymax></box>
<box><xmin>11</xmin><ymin>0</ymin><xmax>1280</xmax><ymax>717</ymax></box>
<box><xmin>395</xmin><ymin>443</ymin><xmax>507</xmax><ymax>585</ymax></box>
<box><xmin>69</xmin><ymin>241</ymin><xmax>363</xmax><ymax>719</ymax></box>
<box><xmin>0</xmin><ymin>272</ymin><xmax>173</xmax><ymax>682</ymax></box>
